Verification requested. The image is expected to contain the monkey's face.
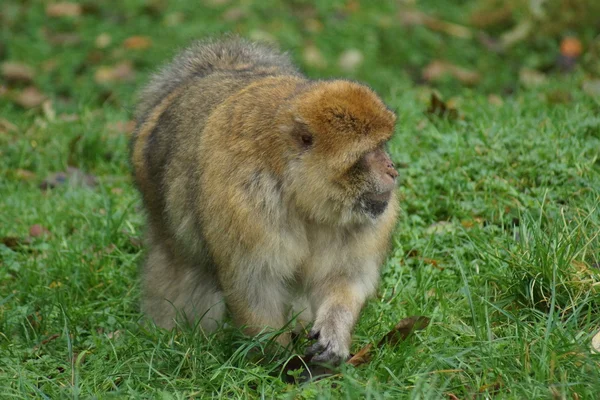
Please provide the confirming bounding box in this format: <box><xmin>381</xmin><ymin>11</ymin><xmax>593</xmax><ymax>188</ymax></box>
<box><xmin>286</xmin><ymin>138</ymin><xmax>398</xmax><ymax>225</ymax></box>
<box><xmin>281</xmin><ymin>80</ymin><xmax>398</xmax><ymax>225</ymax></box>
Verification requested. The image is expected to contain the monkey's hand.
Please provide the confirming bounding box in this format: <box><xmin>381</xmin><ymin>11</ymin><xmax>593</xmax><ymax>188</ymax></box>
<box><xmin>305</xmin><ymin>307</ymin><xmax>354</xmax><ymax>365</ymax></box>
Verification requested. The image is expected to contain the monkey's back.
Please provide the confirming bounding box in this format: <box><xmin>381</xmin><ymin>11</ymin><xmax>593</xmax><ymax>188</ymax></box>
<box><xmin>131</xmin><ymin>38</ymin><xmax>302</xmax><ymax>255</ymax></box>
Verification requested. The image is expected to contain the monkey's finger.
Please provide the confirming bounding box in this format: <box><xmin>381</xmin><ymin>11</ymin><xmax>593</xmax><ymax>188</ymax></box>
<box><xmin>305</xmin><ymin>341</ymin><xmax>327</xmax><ymax>357</ymax></box>
<box><xmin>310</xmin><ymin>349</ymin><xmax>344</xmax><ymax>366</ymax></box>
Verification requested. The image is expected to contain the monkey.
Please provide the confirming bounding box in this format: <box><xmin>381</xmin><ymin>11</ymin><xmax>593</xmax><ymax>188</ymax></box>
<box><xmin>130</xmin><ymin>36</ymin><xmax>399</xmax><ymax>365</ymax></box>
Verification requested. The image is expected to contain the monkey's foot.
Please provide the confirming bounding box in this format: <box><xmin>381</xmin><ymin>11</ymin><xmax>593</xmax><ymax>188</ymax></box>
<box><xmin>305</xmin><ymin>328</ymin><xmax>349</xmax><ymax>365</ymax></box>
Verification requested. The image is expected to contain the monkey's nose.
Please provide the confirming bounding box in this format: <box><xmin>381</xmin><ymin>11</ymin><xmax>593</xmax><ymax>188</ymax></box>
<box><xmin>387</xmin><ymin>165</ymin><xmax>398</xmax><ymax>179</ymax></box>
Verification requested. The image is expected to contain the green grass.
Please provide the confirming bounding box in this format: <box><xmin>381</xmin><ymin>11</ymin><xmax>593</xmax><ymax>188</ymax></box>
<box><xmin>1</xmin><ymin>0</ymin><xmax>599</xmax><ymax>398</ymax></box>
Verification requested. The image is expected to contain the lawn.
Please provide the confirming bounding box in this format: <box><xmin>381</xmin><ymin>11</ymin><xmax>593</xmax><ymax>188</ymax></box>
<box><xmin>1</xmin><ymin>0</ymin><xmax>599</xmax><ymax>398</ymax></box>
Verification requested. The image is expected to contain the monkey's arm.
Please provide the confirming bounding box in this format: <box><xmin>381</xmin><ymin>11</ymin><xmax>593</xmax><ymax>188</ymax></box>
<box><xmin>306</xmin><ymin>274</ymin><xmax>375</xmax><ymax>364</ymax></box>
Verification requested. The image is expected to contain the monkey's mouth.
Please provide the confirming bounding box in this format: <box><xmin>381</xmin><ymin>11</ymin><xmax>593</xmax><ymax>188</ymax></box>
<box><xmin>359</xmin><ymin>190</ymin><xmax>391</xmax><ymax>217</ymax></box>
<box><xmin>366</xmin><ymin>190</ymin><xmax>391</xmax><ymax>203</ymax></box>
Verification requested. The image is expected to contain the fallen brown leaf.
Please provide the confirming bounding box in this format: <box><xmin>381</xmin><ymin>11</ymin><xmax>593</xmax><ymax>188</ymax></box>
<box><xmin>106</xmin><ymin>330</ymin><xmax>122</xmax><ymax>340</ymax></box>
<box><xmin>222</xmin><ymin>7</ymin><xmax>246</xmax><ymax>22</ymax></box>
<box><xmin>546</xmin><ymin>89</ymin><xmax>572</xmax><ymax>104</ymax></box>
<box><xmin>423</xmin><ymin>60</ymin><xmax>480</xmax><ymax>85</ymax></box>
<box><xmin>477</xmin><ymin>32</ymin><xmax>503</xmax><ymax>53</ymax></box>
<box><xmin>45</xmin><ymin>32</ymin><xmax>81</xmax><ymax>46</ymax></box>
<box><xmin>1</xmin><ymin>62</ymin><xmax>34</xmax><ymax>83</ymax></box>
<box><xmin>399</xmin><ymin>9</ymin><xmax>472</xmax><ymax>39</ymax></box>
<box><xmin>487</xmin><ymin>94</ymin><xmax>503</xmax><ymax>106</ymax></box>
<box><xmin>33</xmin><ymin>333</ymin><xmax>60</xmax><ymax>350</ymax></box>
<box><xmin>42</xmin><ymin>59</ymin><xmax>59</xmax><ymax>73</ymax></box>
<box><xmin>304</xmin><ymin>18</ymin><xmax>323</xmax><ymax>33</ymax></box>
<box><xmin>95</xmin><ymin>62</ymin><xmax>135</xmax><ymax>84</ymax></box>
<box><xmin>426</xmin><ymin>93</ymin><xmax>459</xmax><ymax>120</ymax></box>
<box><xmin>500</xmin><ymin>20</ymin><xmax>531</xmax><ymax>48</ymax></box>
<box><xmin>95</xmin><ymin>33</ymin><xmax>112</xmax><ymax>49</ymax></box>
<box><xmin>347</xmin><ymin>316</ymin><xmax>430</xmax><ymax>367</ymax></box>
<box><xmin>469</xmin><ymin>5</ymin><xmax>512</xmax><ymax>28</ymax></box>
<box><xmin>46</xmin><ymin>3</ymin><xmax>82</xmax><ymax>17</ymax></box>
<box><xmin>42</xmin><ymin>101</ymin><xmax>56</xmax><ymax>121</ymax></box>
<box><xmin>560</xmin><ymin>37</ymin><xmax>583</xmax><ymax>58</ymax></box>
<box><xmin>15</xmin><ymin>169</ymin><xmax>36</xmax><ymax>181</ymax></box>
<box><xmin>379</xmin><ymin>315</ymin><xmax>430</xmax><ymax>346</ymax></box>
<box><xmin>59</xmin><ymin>113</ymin><xmax>79</xmax><ymax>122</ymax></box>
<box><xmin>347</xmin><ymin>343</ymin><xmax>373</xmax><ymax>366</ymax></box>
<box><xmin>107</xmin><ymin>120</ymin><xmax>136</xmax><ymax>135</ymax></box>
<box><xmin>123</xmin><ymin>36</ymin><xmax>152</xmax><ymax>50</ymax></box>
<box><xmin>164</xmin><ymin>12</ymin><xmax>185</xmax><ymax>27</ymax></box>
<box><xmin>338</xmin><ymin>49</ymin><xmax>364</xmax><ymax>72</ymax></box>
<box><xmin>592</xmin><ymin>330</ymin><xmax>600</xmax><ymax>353</ymax></box>
<box><xmin>303</xmin><ymin>44</ymin><xmax>327</xmax><ymax>69</ymax></box>
<box><xmin>0</xmin><ymin>118</ymin><xmax>18</xmax><ymax>133</ymax></box>
<box><xmin>14</xmin><ymin>87</ymin><xmax>47</xmax><ymax>108</ymax></box>
<box><xmin>519</xmin><ymin>68</ymin><xmax>546</xmax><ymax>88</ymax></box>
<box><xmin>582</xmin><ymin>80</ymin><xmax>600</xmax><ymax>98</ymax></box>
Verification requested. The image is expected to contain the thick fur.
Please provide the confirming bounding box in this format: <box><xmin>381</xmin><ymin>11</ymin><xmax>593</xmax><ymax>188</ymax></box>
<box><xmin>131</xmin><ymin>36</ymin><xmax>398</xmax><ymax>364</ymax></box>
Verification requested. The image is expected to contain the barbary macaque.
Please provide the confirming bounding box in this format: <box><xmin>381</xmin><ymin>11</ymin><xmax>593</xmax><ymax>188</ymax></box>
<box><xmin>131</xmin><ymin>36</ymin><xmax>399</xmax><ymax>364</ymax></box>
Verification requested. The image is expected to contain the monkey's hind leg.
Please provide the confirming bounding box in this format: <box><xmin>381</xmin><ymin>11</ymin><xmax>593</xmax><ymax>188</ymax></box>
<box><xmin>141</xmin><ymin>240</ymin><xmax>225</xmax><ymax>331</ymax></box>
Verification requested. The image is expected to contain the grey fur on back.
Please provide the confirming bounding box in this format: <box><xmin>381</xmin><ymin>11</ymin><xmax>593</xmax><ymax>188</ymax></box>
<box><xmin>135</xmin><ymin>36</ymin><xmax>300</xmax><ymax>122</ymax></box>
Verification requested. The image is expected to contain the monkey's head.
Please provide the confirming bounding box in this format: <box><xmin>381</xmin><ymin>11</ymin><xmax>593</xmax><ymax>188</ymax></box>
<box><xmin>281</xmin><ymin>80</ymin><xmax>398</xmax><ymax>225</ymax></box>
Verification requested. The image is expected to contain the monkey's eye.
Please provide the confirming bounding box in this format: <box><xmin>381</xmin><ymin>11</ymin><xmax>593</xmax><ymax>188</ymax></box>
<box><xmin>301</xmin><ymin>134</ymin><xmax>313</xmax><ymax>147</ymax></box>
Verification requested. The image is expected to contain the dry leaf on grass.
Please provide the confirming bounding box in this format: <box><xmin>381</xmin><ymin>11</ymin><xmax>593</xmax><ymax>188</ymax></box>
<box><xmin>45</xmin><ymin>32</ymin><xmax>81</xmax><ymax>46</ymax></box>
<box><xmin>426</xmin><ymin>93</ymin><xmax>460</xmax><ymax>120</ymax></box>
<box><xmin>33</xmin><ymin>334</ymin><xmax>60</xmax><ymax>350</ymax></box>
<box><xmin>560</xmin><ymin>37</ymin><xmax>583</xmax><ymax>58</ymax></box>
<box><xmin>519</xmin><ymin>68</ymin><xmax>546</xmax><ymax>87</ymax></box>
<box><xmin>14</xmin><ymin>87</ymin><xmax>47</xmax><ymax>108</ymax></box>
<box><xmin>469</xmin><ymin>5</ymin><xmax>512</xmax><ymax>28</ymax></box>
<box><xmin>592</xmin><ymin>330</ymin><xmax>600</xmax><ymax>353</ymax></box>
<box><xmin>222</xmin><ymin>7</ymin><xmax>246</xmax><ymax>22</ymax></box>
<box><xmin>500</xmin><ymin>20</ymin><xmax>531</xmax><ymax>48</ymax></box>
<box><xmin>123</xmin><ymin>36</ymin><xmax>153</xmax><ymax>50</ymax></box>
<box><xmin>95</xmin><ymin>33</ymin><xmax>112</xmax><ymax>48</ymax></box>
<box><xmin>1</xmin><ymin>62</ymin><xmax>34</xmax><ymax>83</ymax></box>
<box><xmin>0</xmin><ymin>118</ymin><xmax>18</xmax><ymax>133</ymax></box>
<box><xmin>488</xmin><ymin>94</ymin><xmax>504</xmax><ymax>106</ymax></box>
<box><xmin>164</xmin><ymin>12</ymin><xmax>185</xmax><ymax>27</ymax></box>
<box><xmin>107</xmin><ymin>120</ymin><xmax>136</xmax><ymax>135</ymax></box>
<box><xmin>399</xmin><ymin>10</ymin><xmax>472</xmax><ymax>39</ymax></box>
<box><xmin>15</xmin><ymin>169</ymin><xmax>36</xmax><ymax>181</ymax></box>
<box><xmin>422</xmin><ymin>60</ymin><xmax>480</xmax><ymax>85</ymax></box>
<box><xmin>280</xmin><ymin>315</ymin><xmax>430</xmax><ymax>383</ymax></box>
<box><xmin>348</xmin><ymin>316</ymin><xmax>431</xmax><ymax>367</ymax></box>
<box><xmin>338</xmin><ymin>49</ymin><xmax>363</xmax><ymax>72</ymax></box>
<box><xmin>582</xmin><ymin>80</ymin><xmax>600</xmax><ymax>98</ymax></box>
<box><xmin>303</xmin><ymin>44</ymin><xmax>327</xmax><ymax>69</ymax></box>
<box><xmin>95</xmin><ymin>62</ymin><xmax>135</xmax><ymax>83</ymax></box>
<box><xmin>46</xmin><ymin>2</ymin><xmax>82</xmax><ymax>18</ymax></box>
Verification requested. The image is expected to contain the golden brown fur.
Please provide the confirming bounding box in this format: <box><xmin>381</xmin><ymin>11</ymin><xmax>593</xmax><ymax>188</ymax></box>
<box><xmin>131</xmin><ymin>36</ymin><xmax>398</xmax><ymax>364</ymax></box>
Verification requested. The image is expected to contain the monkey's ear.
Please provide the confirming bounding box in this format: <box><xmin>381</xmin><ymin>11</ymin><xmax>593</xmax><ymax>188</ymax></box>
<box><xmin>282</xmin><ymin>117</ymin><xmax>313</xmax><ymax>150</ymax></box>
